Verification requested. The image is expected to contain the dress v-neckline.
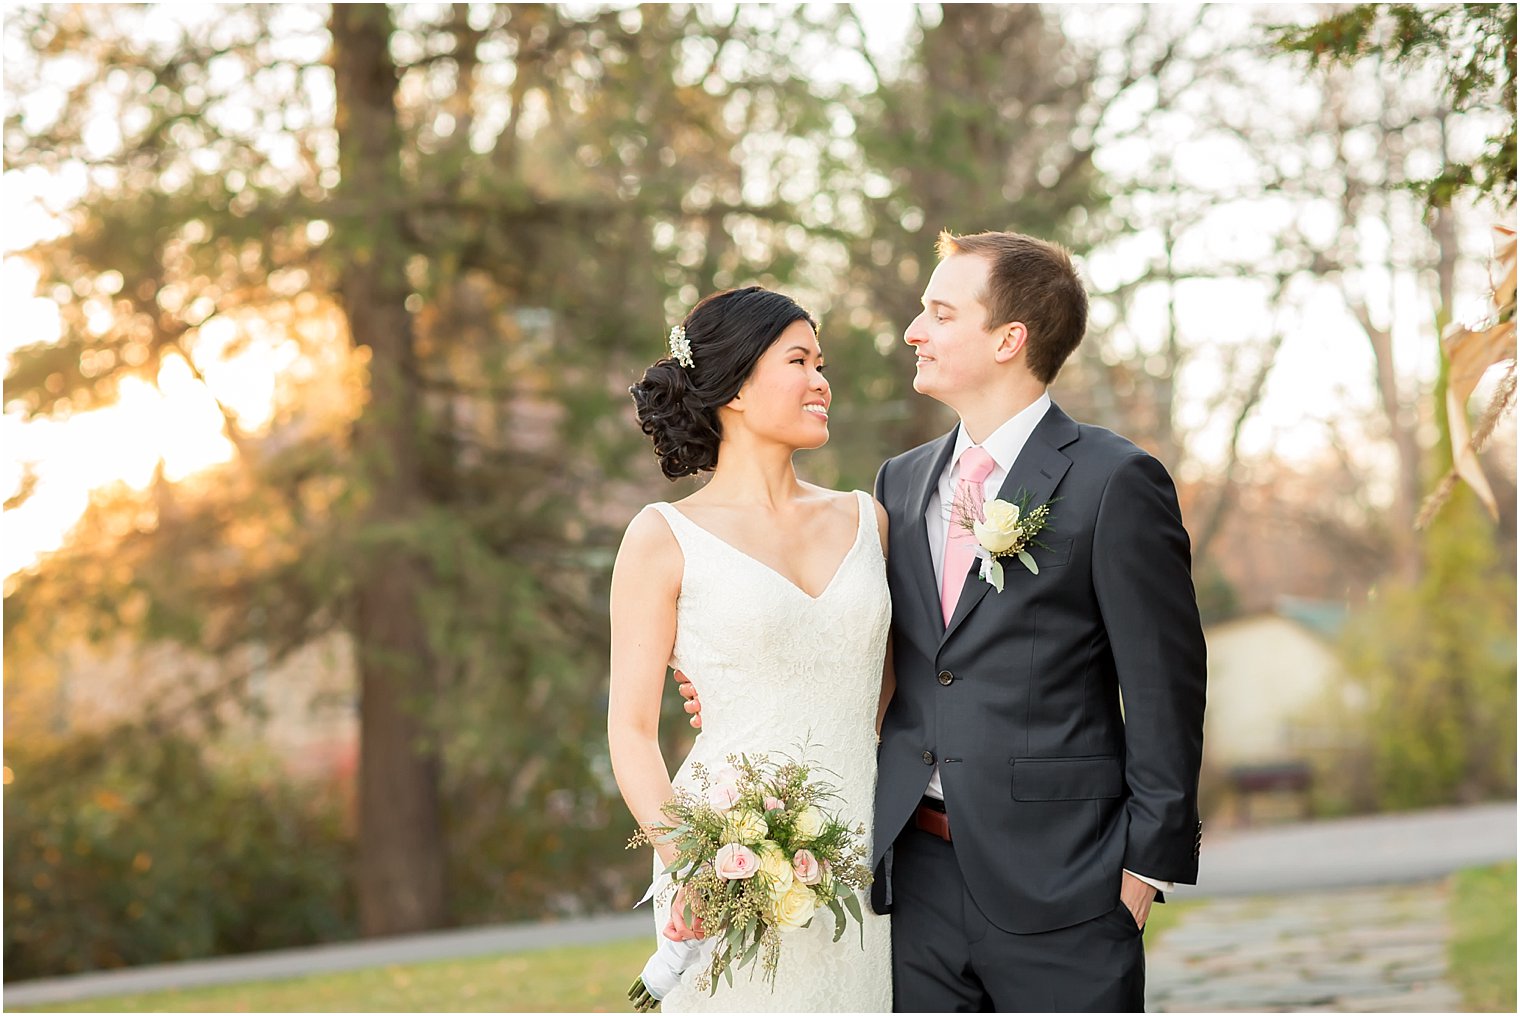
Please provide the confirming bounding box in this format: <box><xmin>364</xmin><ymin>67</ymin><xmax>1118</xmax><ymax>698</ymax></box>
<box><xmin>662</xmin><ymin>493</ymin><xmax>867</xmax><ymax>602</ymax></box>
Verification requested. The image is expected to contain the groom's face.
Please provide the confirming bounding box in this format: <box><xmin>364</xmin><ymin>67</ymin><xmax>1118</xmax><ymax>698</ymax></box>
<box><xmin>904</xmin><ymin>254</ymin><xmax>1000</xmax><ymax>405</ymax></box>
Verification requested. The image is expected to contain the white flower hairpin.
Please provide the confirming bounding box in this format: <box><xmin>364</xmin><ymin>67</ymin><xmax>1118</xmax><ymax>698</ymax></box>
<box><xmin>668</xmin><ymin>325</ymin><xmax>694</xmax><ymax>369</ymax></box>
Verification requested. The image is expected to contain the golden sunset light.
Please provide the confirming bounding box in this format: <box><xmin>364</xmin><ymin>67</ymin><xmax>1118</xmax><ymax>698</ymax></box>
<box><xmin>3</xmin><ymin>4</ymin><xmax>1512</xmax><ymax>1011</ymax></box>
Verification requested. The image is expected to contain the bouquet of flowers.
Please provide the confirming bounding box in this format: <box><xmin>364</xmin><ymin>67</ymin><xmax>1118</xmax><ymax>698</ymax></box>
<box><xmin>626</xmin><ymin>751</ymin><xmax>873</xmax><ymax>1010</ymax></box>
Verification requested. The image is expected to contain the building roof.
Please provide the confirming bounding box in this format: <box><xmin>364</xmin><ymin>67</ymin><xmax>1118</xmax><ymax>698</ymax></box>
<box><xmin>1273</xmin><ymin>596</ymin><xmax>1350</xmax><ymax>642</ymax></box>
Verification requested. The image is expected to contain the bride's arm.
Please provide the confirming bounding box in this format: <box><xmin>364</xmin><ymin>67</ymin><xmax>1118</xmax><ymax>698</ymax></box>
<box><xmin>607</xmin><ymin>508</ymin><xmax>685</xmax><ymax>870</ymax></box>
<box><xmin>873</xmin><ymin>497</ymin><xmax>895</xmax><ymax>737</ymax></box>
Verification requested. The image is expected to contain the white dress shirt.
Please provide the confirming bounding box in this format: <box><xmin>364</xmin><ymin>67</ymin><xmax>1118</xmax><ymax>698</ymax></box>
<box><xmin>919</xmin><ymin>393</ymin><xmax>1175</xmax><ymax>895</ymax></box>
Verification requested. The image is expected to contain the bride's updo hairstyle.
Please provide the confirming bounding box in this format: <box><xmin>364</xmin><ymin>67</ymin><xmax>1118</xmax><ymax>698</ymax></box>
<box><xmin>630</xmin><ymin>286</ymin><xmax>818</xmax><ymax>480</ymax></box>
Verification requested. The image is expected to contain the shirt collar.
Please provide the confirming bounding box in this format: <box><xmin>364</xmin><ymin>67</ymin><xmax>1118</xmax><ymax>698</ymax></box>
<box><xmin>950</xmin><ymin>392</ymin><xmax>1053</xmax><ymax>475</ymax></box>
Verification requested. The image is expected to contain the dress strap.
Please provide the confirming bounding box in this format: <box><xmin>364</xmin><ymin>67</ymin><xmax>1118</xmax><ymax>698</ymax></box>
<box><xmin>855</xmin><ymin>489</ymin><xmax>880</xmax><ymax>547</ymax></box>
<box><xmin>645</xmin><ymin>501</ymin><xmax>702</xmax><ymax>556</ymax></box>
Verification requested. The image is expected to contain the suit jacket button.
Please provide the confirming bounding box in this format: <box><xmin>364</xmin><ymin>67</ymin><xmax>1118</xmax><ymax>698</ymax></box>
<box><xmin>937</xmin><ymin>670</ymin><xmax>954</xmax><ymax>686</ymax></box>
<box><xmin>922</xmin><ymin>751</ymin><xmax>935</xmax><ymax>765</ymax></box>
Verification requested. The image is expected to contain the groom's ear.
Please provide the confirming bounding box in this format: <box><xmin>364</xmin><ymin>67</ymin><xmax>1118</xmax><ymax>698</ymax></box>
<box><xmin>992</xmin><ymin>321</ymin><xmax>1028</xmax><ymax>364</ymax></box>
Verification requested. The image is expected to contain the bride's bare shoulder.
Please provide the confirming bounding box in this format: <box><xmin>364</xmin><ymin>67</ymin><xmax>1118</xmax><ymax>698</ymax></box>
<box><xmin>615</xmin><ymin>505</ymin><xmax>682</xmax><ymax>575</ymax></box>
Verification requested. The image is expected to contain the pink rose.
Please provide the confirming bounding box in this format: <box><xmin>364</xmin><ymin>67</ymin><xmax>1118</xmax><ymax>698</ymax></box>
<box><xmin>706</xmin><ymin>767</ymin><xmax>742</xmax><ymax>812</ymax></box>
<box><xmin>792</xmin><ymin>848</ymin><xmax>823</xmax><ymax>885</ymax></box>
<box><xmin>764</xmin><ymin>796</ymin><xmax>785</xmax><ymax>813</ymax></box>
<box><xmin>714</xmin><ymin>843</ymin><xmax>760</xmax><ymax>880</ymax></box>
<box><xmin>707</xmin><ymin>766</ymin><xmax>743</xmax><ymax>811</ymax></box>
<box><xmin>707</xmin><ymin>783</ymin><xmax>740</xmax><ymax>812</ymax></box>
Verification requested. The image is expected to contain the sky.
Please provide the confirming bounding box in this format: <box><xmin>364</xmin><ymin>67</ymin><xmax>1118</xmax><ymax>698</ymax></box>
<box><xmin>2</xmin><ymin>2</ymin><xmax>1512</xmax><ymax>579</ymax></box>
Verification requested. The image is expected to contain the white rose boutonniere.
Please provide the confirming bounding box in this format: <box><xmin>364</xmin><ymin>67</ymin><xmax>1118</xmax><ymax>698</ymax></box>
<box><xmin>951</xmin><ymin>488</ymin><xmax>1056</xmax><ymax>593</ymax></box>
<box><xmin>973</xmin><ymin>500</ymin><xmax>1024</xmax><ymax>554</ymax></box>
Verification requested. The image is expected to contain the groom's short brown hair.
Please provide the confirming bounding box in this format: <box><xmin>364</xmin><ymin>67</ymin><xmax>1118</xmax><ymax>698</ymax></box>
<box><xmin>936</xmin><ymin>229</ymin><xmax>1087</xmax><ymax>385</ymax></box>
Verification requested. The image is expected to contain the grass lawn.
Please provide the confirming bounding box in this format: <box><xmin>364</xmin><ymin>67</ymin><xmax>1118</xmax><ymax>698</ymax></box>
<box><xmin>1448</xmin><ymin>860</ymin><xmax>1517</xmax><ymax>1013</ymax></box>
<box><xmin>14</xmin><ymin>937</ymin><xmax>655</xmax><ymax>1013</ymax></box>
<box><xmin>17</xmin><ymin>901</ymin><xmax>1200</xmax><ymax>1013</ymax></box>
<box><xmin>1142</xmin><ymin>895</ymin><xmax>1194</xmax><ymax>943</ymax></box>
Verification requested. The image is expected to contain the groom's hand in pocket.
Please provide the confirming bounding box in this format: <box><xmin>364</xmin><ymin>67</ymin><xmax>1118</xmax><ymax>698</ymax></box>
<box><xmin>673</xmin><ymin>669</ymin><xmax>702</xmax><ymax>729</ymax></box>
<box><xmin>1120</xmin><ymin>870</ymin><xmax>1157</xmax><ymax>930</ymax></box>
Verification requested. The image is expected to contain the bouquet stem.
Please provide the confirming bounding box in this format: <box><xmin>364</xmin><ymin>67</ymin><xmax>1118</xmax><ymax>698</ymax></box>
<box><xmin>628</xmin><ymin>976</ymin><xmax>660</xmax><ymax>1013</ymax></box>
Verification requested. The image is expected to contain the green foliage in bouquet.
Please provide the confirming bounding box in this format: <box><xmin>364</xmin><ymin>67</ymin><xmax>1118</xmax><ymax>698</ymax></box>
<box><xmin>627</xmin><ymin>751</ymin><xmax>873</xmax><ymax>997</ymax></box>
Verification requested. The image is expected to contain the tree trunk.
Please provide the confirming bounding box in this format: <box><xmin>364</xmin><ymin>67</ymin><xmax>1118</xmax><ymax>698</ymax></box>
<box><xmin>331</xmin><ymin>4</ymin><xmax>449</xmax><ymax>936</ymax></box>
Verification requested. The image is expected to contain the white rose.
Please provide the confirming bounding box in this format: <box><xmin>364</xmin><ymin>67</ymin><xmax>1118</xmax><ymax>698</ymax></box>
<box><xmin>771</xmin><ymin>881</ymin><xmax>818</xmax><ymax>930</ymax></box>
<box><xmin>794</xmin><ymin>805</ymin><xmax>825</xmax><ymax>842</ymax></box>
<box><xmin>756</xmin><ymin>841</ymin><xmax>795</xmax><ymax>899</ymax></box>
<box><xmin>973</xmin><ymin>499</ymin><xmax>1023</xmax><ymax>554</ymax></box>
<box><xmin>720</xmin><ymin>809</ymin><xmax>768</xmax><ymax>845</ymax></box>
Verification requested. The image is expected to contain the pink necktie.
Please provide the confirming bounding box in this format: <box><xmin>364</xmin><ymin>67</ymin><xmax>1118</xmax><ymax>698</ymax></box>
<box><xmin>941</xmin><ymin>446</ymin><xmax>998</xmax><ymax>625</ymax></box>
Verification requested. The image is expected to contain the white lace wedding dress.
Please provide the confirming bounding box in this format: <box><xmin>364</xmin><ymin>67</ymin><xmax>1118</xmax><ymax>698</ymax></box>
<box><xmin>646</xmin><ymin>490</ymin><xmax>893</xmax><ymax>1013</ymax></box>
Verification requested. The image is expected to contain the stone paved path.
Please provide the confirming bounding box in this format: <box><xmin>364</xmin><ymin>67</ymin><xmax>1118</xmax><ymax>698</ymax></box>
<box><xmin>1147</xmin><ymin>881</ymin><xmax>1465</xmax><ymax>1012</ymax></box>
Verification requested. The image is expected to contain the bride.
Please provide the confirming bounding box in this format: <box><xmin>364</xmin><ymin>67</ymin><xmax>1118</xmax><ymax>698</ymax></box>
<box><xmin>607</xmin><ymin>286</ymin><xmax>893</xmax><ymax>1012</ymax></box>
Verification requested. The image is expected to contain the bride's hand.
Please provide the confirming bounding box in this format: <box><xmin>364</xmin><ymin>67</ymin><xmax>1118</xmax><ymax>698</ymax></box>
<box><xmin>673</xmin><ymin>669</ymin><xmax>702</xmax><ymax>729</ymax></box>
<box><xmin>663</xmin><ymin>884</ymin><xmax>706</xmax><ymax>941</ymax></box>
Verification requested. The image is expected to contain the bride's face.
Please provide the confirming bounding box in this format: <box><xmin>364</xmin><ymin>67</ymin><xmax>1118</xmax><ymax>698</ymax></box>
<box><xmin>725</xmin><ymin>320</ymin><xmax>831</xmax><ymax>450</ymax></box>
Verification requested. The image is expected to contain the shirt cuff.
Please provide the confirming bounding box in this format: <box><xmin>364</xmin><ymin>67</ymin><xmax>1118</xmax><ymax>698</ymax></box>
<box><xmin>1124</xmin><ymin>869</ymin><xmax>1175</xmax><ymax>893</ymax></box>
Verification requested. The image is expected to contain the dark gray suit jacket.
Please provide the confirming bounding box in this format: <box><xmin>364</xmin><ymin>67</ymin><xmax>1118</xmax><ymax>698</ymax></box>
<box><xmin>871</xmin><ymin>402</ymin><xmax>1206</xmax><ymax>934</ymax></box>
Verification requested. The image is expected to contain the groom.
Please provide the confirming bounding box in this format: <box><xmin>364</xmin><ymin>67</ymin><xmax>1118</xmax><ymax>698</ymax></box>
<box><xmin>865</xmin><ymin>229</ymin><xmax>1205</xmax><ymax>1012</ymax></box>
<box><xmin>682</xmin><ymin>229</ymin><xmax>1206</xmax><ymax>1012</ymax></box>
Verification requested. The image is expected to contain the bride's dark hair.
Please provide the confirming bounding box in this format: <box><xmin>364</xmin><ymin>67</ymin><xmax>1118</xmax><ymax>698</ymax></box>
<box><xmin>630</xmin><ymin>287</ymin><xmax>817</xmax><ymax>480</ymax></box>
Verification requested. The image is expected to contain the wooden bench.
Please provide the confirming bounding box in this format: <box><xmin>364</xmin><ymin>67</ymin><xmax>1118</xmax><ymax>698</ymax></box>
<box><xmin>1228</xmin><ymin>761</ymin><xmax>1313</xmax><ymax>824</ymax></box>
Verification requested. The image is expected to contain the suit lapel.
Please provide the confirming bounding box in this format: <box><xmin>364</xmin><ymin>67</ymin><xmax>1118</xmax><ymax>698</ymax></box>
<box><xmin>905</xmin><ymin>429</ymin><xmax>958</xmax><ymax>635</ymax></box>
<box><xmin>940</xmin><ymin>404</ymin><xmax>1079</xmax><ymax>645</ymax></box>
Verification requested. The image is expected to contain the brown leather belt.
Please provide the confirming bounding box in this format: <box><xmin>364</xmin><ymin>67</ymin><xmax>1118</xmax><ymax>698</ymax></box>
<box><xmin>914</xmin><ymin>799</ymin><xmax>951</xmax><ymax>842</ymax></box>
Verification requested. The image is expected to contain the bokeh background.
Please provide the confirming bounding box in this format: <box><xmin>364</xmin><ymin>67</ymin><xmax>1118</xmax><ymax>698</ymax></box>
<box><xmin>2</xmin><ymin>2</ymin><xmax>1514</xmax><ymax>1010</ymax></box>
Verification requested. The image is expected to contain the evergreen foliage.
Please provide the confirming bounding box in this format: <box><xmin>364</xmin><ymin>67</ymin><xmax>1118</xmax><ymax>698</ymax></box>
<box><xmin>1274</xmin><ymin>3</ymin><xmax>1517</xmax><ymax>208</ymax></box>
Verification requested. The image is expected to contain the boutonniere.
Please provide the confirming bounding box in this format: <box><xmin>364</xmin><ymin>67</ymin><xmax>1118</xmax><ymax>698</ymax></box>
<box><xmin>951</xmin><ymin>489</ymin><xmax>1056</xmax><ymax>593</ymax></box>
